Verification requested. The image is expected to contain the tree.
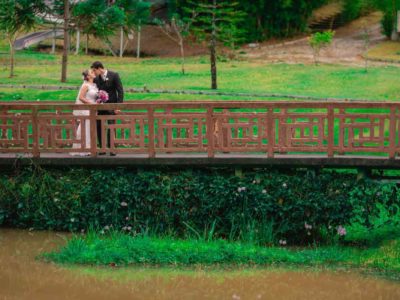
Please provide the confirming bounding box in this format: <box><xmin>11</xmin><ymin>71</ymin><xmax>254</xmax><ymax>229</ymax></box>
<box><xmin>362</xmin><ymin>23</ymin><xmax>371</xmax><ymax>72</ymax></box>
<box><xmin>80</xmin><ymin>0</ymin><xmax>125</xmax><ymax>56</ymax></box>
<box><xmin>187</xmin><ymin>0</ymin><xmax>245</xmax><ymax>89</ymax></box>
<box><xmin>171</xmin><ymin>0</ymin><xmax>327</xmax><ymax>42</ymax></box>
<box><xmin>0</xmin><ymin>0</ymin><xmax>46</xmax><ymax>77</ymax></box>
<box><xmin>308</xmin><ymin>30</ymin><xmax>334</xmax><ymax>65</ymax></box>
<box><xmin>370</xmin><ymin>0</ymin><xmax>400</xmax><ymax>40</ymax></box>
<box><xmin>156</xmin><ymin>12</ymin><xmax>197</xmax><ymax>74</ymax></box>
<box><xmin>115</xmin><ymin>0</ymin><xmax>151</xmax><ymax>58</ymax></box>
<box><xmin>61</xmin><ymin>0</ymin><xmax>69</xmax><ymax>82</ymax></box>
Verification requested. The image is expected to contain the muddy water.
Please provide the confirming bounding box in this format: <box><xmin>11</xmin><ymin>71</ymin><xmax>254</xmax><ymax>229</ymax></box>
<box><xmin>1</xmin><ymin>229</ymin><xmax>400</xmax><ymax>300</ymax></box>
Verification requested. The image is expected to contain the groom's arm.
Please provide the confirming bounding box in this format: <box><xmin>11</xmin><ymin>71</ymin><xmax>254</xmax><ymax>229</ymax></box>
<box><xmin>115</xmin><ymin>72</ymin><xmax>124</xmax><ymax>103</ymax></box>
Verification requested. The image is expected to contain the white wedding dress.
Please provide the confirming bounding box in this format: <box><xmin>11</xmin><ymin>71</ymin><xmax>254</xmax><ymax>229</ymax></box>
<box><xmin>71</xmin><ymin>82</ymin><xmax>98</xmax><ymax>156</ymax></box>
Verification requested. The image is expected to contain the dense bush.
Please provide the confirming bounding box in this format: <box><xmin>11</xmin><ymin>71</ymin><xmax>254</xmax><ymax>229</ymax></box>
<box><xmin>1</xmin><ymin>166</ymin><xmax>399</xmax><ymax>245</ymax></box>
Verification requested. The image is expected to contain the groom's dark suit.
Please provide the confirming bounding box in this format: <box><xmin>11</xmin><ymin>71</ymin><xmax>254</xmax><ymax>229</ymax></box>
<box><xmin>94</xmin><ymin>70</ymin><xmax>124</xmax><ymax>149</ymax></box>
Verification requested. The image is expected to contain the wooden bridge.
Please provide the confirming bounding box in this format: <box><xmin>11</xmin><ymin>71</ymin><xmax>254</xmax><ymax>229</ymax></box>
<box><xmin>1</xmin><ymin>101</ymin><xmax>400</xmax><ymax>168</ymax></box>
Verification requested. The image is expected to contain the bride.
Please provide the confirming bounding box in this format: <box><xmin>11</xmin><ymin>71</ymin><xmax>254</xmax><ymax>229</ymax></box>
<box><xmin>71</xmin><ymin>69</ymin><xmax>98</xmax><ymax>156</ymax></box>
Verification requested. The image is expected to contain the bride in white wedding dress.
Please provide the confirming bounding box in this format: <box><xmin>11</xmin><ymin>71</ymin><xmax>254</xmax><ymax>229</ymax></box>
<box><xmin>70</xmin><ymin>69</ymin><xmax>98</xmax><ymax>156</ymax></box>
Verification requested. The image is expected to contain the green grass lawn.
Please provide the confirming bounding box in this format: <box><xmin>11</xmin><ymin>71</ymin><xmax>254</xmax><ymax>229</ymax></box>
<box><xmin>0</xmin><ymin>89</ymin><xmax>286</xmax><ymax>102</ymax></box>
<box><xmin>1</xmin><ymin>47</ymin><xmax>400</xmax><ymax>101</ymax></box>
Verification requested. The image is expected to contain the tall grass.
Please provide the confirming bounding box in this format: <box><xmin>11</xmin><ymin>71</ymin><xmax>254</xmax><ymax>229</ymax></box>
<box><xmin>41</xmin><ymin>231</ymin><xmax>400</xmax><ymax>277</ymax></box>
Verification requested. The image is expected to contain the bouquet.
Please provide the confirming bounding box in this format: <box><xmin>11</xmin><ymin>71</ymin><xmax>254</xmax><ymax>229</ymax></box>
<box><xmin>96</xmin><ymin>90</ymin><xmax>109</xmax><ymax>104</ymax></box>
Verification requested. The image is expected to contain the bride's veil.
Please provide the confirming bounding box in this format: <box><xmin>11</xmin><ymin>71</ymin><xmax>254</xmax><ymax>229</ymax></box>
<box><xmin>73</xmin><ymin>81</ymin><xmax>89</xmax><ymax>116</ymax></box>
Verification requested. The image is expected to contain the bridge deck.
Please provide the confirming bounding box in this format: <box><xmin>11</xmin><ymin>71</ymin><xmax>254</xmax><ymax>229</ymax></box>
<box><xmin>1</xmin><ymin>153</ymin><xmax>399</xmax><ymax>168</ymax></box>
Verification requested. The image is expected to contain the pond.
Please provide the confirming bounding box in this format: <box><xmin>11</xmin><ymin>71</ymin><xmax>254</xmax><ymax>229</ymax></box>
<box><xmin>1</xmin><ymin>229</ymin><xmax>399</xmax><ymax>300</ymax></box>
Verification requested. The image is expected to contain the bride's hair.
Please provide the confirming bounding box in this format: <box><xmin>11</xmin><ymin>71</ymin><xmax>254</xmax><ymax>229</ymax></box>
<box><xmin>82</xmin><ymin>70</ymin><xmax>90</xmax><ymax>81</ymax></box>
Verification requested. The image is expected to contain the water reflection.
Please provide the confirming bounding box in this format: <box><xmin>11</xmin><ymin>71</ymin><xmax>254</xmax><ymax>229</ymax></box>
<box><xmin>0</xmin><ymin>229</ymin><xmax>399</xmax><ymax>300</ymax></box>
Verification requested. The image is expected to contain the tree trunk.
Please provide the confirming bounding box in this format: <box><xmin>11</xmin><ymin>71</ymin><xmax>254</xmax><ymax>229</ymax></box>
<box><xmin>8</xmin><ymin>38</ymin><xmax>15</xmax><ymax>78</ymax></box>
<box><xmin>103</xmin><ymin>40</ymin><xmax>117</xmax><ymax>57</ymax></box>
<box><xmin>136</xmin><ymin>24</ymin><xmax>141</xmax><ymax>59</ymax></box>
<box><xmin>391</xmin><ymin>0</ymin><xmax>399</xmax><ymax>40</ymax></box>
<box><xmin>179</xmin><ymin>40</ymin><xmax>185</xmax><ymax>75</ymax></box>
<box><xmin>119</xmin><ymin>27</ymin><xmax>124</xmax><ymax>58</ymax></box>
<box><xmin>51</xmin><ymin>26</ymin><xmax>56</xmax><ymax>54</ymax></box>
<box><xmin>210</xmin><ymin>0</ymin><xmax>217</xmax><ymax>89</ymax></box>
<box><xmin>85</xmin><ymin>34</ymin><xmax>89</xmax><ymax>55</ymax></box>
<box><xmin>75</xmin><ymin>28</ymin><xmax>80</xmax><ymax>55</ymax></box>
<box><xmin>61</xmin><ymin>0</ymin><xmax>69</xmax><ymax>82</ymax></box>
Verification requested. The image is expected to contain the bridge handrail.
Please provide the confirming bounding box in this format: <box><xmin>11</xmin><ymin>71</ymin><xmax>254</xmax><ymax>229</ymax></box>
<box><xmin>1</xmin><ymin>100</ymin><xmax>399</xmax><ymax>158</ymax></box>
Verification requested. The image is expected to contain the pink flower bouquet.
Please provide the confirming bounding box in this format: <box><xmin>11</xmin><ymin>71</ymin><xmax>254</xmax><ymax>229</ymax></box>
<box><xmin>96</xmin><ymin>90</ymin><xmax>109</xmax><ymax>104</ymax></box>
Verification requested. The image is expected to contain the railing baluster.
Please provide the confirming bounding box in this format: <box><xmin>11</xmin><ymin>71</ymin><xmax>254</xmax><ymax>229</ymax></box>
<box><xmin>267</xmin><ymin>107</ymin><xmax>274</xmax><ymax>158</ymax></box>
<box><xmin>207</xmin><ymin>106</ymin><xmax>215</xmax><ymax>158</ymax></box>
<box><xmin>90</xmin><ymin>107</ymin><xmax>97</xmax><ymax>157</ymax></box>
<box><xmin>389</xmin><ymin>106</ymin><xmax>396</xmax><ymax>159</ymax></box>
<box><xmin>32</xmin><ymin>107</ymin><xmax>39</xmax><ymax>157</ymax></box>
<box><xmin>327</xmin><ymin>106</ymin><xmax>334</xmax><ymax>158</ymax></box>
<box><xmin>148</xmin><ymin>107</ymin><xmax>155</xmax><ymax>158</ymax></box>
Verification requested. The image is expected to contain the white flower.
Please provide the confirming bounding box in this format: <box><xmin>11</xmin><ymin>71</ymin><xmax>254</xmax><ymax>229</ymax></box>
<box><xmin>70</xmin><ymin>218</ymin><xmax>75</xmax><ymax>222</ymax></box>
<box><xmin>282</xmin><ymin>183</ymin><xmax>287</xmax><ymax>188</ymax></box>
<box><xmin>104</xmin><ymin>225</ymin><xmax>110</xmax><ymax>231</ymax></box>
<box><xmin>262</xmin><ymin>189</ymin><xmax>267</xmax><ymax>194</ymax></box>
<box><xmin>120</xmin><ymin>201</ymin><xmax>128</xmax><ymax>207</ymax></box>
<box><xmin>127</xmin><ymin>226</ymin><xmax>132</xmax><ymax>231</ymax></box>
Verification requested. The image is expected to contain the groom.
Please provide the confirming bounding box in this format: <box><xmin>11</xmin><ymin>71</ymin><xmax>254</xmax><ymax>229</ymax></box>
<box><xmin>91</xmin><ymin>61</ymin><xmax>124</xmax><ymax>156</ymax></box>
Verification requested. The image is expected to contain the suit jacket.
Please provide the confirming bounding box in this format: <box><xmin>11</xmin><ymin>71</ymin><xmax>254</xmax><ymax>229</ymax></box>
<box><xmin>94</xmin><ymin>70</ymin><xmax>124</xmax><ymax>107</ymax></box>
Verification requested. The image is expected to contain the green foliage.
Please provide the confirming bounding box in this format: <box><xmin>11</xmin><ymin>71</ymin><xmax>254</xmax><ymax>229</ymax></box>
<box><xmin>41</xmin><ymin>231</ymin><xmax>354</xmax><ymax>266</ymax></box>
<box><xmin>42</xmin><ymin>231</ymin><xmax>400</xmax><ymax>275</ymax></box>
<box><xmin>173</xmin><ymin>0</ymin><xmax>328</xmax><ymax>41</ymax></box>
<box><xmin>345</xmin><ymin>193</ymin><xmax>400</xmax><ymax>246</ymax></box>
<box><xmin>341</xmin><ymin>0</ymin><xmax>363</xmax><ymax>23</ymax></box>
<box><xmin>115</xmin><ymin>0</ymin><xmax>151</xmax><ymax>33</ymax></box>
<box><xmin>1</xmin><ymin>167</ymin><xmax>399</xmax><ymax>246</ymax></box>
<box><xmin>308</xmin><ymin>30</ymin><xmax>335</xmax><ymax>64</ymax></box>
<box><xmin>0</xmin><ymin>0</ymin><xmax>46</xmax><ymax>76</ymax></box>
<box><xmin>67</xmin><ymin>0</ymin><xmax>125</xmax><ymax>41</ymax></box>
<box><xmin>369</xmin><ymin>0</ymin><xmax>400</xmax><ymax>38</ymax></box>
<box><xmin>0</xmin><ymin>0</ymin><xmax>45</xmax><ymax>36</ymax></box>
<box><xmin>187</xmin><ymin>1</ymin><xmax>246</xmax><ymax>48</ymax></box>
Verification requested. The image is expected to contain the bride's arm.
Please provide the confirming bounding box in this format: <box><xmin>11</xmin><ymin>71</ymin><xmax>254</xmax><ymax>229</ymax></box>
<box><xmin>78</xmin><ymin>85</ymin><xmax>93</xmax><ymax>104</ymax></box>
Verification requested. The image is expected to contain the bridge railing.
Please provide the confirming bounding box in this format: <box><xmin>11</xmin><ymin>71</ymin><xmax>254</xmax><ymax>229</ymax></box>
<box><xmin>0</xmin><ymin>101</ymin><xmax>398</xmax><ymax>158</ymax></box>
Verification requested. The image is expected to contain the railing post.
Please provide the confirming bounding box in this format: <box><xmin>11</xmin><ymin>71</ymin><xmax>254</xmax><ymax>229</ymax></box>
<box><xmin>327</xmin><ymin>106</ymin><xmax>334</xmax><ymax>158</ymax></box>
<box><xmin>267</xmin><ymin>107</ymin><xmax>274</xmax><ymax>158</ymax></box>
<box><xmin>148</xmin><ymin>106</ymin><xmax>155</xmax><ymax>158</ymax></box>
<box><xmin>32</xmin><ymin>107</ymin><xmax>40</xmax><ymax>157</ymax></box>
<box><xmin>90</xmin><ymin>107</ymin><xmax>97</xmax><ymax>157</ymax></box>
<box><xmin>207</xmin><ymin>106</ymin><xmax>215</xmax><ymax>158</ymax></box>
<box><xmin>389</xmin><ymin>107</ymin><xmax>396</xmax><ymax>159</ymax></box>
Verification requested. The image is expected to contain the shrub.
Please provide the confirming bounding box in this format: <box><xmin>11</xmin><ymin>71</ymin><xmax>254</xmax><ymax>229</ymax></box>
<box><xmin>308</xmin><ymin>30</ymin><xmax>335</xmax><ymax>65</ymax></box>
<box><xmin>0</xmin><ymin>166</ymin><xmax>399</xmax><ymax>246</ymax></box>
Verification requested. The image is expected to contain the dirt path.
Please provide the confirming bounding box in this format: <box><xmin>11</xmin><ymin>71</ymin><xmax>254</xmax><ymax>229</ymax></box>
<box><xmin>245</xmin><ymin>12</ymin><xmax>387</xmax><ymax>66</ymax></box>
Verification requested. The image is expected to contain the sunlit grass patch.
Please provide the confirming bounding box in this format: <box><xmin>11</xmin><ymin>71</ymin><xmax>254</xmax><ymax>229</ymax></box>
<box><xmin>367</xmin><ymin>41</ymin><xmax>400</xmax><ymax>63</ymax></box>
